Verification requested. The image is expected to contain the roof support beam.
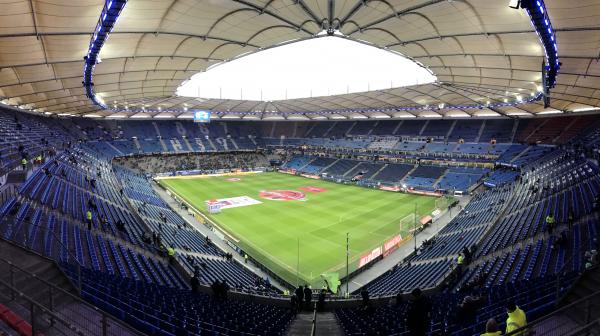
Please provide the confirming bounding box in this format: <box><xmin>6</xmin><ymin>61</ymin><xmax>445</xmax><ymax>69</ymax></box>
<box><xmin>295</xmin><ymin>0</ymin><xmax>321</xmax><ymax>25</ymax></box>
<box><xmin>231</xmin><ymin>0</ymin><xmax>316</xmax><ymax>35</ymax></box>
<box><xmin>328</xmin><ymin>0</ymin><xmax>335</xmax><ymax>28</ymax></box>
<box><xmin>344</xmin><ymin>0</ymin><xmax>446</xmax><ymax>35</ymax></box>
<box><xmin>385</xmin><ymin>30</ymin><xmax>533</xmax><ymax>48</ymax></box>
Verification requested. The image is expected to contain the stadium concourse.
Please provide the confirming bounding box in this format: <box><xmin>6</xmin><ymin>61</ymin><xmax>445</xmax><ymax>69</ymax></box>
<box><xmin>0</xmin><ymin>0</ymin><xmax>600</xmax><ymax>336</ymax></box>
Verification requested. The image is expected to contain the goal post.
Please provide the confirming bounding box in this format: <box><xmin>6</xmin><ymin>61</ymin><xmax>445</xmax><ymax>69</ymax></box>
<box><xmin>398</xmin><ymin>213</ymin><xmax>417</xmax><ymax>235</ymax></box>
<box><xmin>435</xmin><ymin>196</ymin><xmax>449</xmax><ymax>212</ymax></box>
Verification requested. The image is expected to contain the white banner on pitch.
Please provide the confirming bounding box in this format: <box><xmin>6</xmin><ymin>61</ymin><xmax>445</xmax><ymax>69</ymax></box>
<box><xmin>205</xmin><ymin>196</ymin><xmax>262</xmax><ymax>210</ymax></box>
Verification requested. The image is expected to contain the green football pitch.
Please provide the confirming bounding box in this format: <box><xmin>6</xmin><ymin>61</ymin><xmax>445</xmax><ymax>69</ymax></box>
<box><xmin>158</xmin><ymin>172</ymin><xmax>438</xmax><ymax>287</ymax></box>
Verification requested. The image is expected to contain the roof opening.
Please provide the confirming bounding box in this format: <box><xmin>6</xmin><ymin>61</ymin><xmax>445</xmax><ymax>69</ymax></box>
<box><xmin>176</xmin><ymin>35</ymin><xmax>436</xmax><ymax>101</ymax></box>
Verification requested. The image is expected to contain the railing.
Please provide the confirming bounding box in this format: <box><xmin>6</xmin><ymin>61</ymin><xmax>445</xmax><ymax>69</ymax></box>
<box><xmin>310</xmin><ymin>301</ymin><xmax>318</xmax><ymax>336</ymax></box>
<box><xmin>505</xmin><ymin>290</ymin><xmax>600</xmax><ymax>336</ymax></box>
<box><xmin>0</xmin><ymin>251</ymin><xmax>144</xmax><ymax>335</ymax></box>
<box><xmin>0</xmin><ymin>184</ymin><xmax>17</xmax><ymax>206</ymax></box>
<box><xmin>565</xmin><ymin>319</ymin><xmax>600</xmax><ymax>336</ymax></box>
<box><xmin>1</xmin><ymin>212</ymin><xmax>83</xmax><ymax>294</ymax></box>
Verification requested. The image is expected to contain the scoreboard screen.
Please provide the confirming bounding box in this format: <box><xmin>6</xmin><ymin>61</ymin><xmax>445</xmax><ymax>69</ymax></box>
<box><xmin>193</xmin><ymin>110</ymin><xmax>211</xmax><ymax>123</ymax></box>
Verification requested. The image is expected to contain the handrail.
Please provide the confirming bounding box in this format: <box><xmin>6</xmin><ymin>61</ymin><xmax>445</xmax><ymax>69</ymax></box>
<box><xmin>310</xmin><ymin>301</ymin><xmax>318</xmax><ymax>336</ymax></box>
<box><xmin>0</xmin><ymin>254</ymin><xmax>146</xmax><ymax>336</ymax></box>
<box><xmin>0</xmin><ymin>277</ymin><xmax>78</xmax><ymax>336</ymax></box>
<box><xmin>564</xmin><ymin>318</ymin><xmax>600</xmax><ymax>336</ymax></box>
<box><xmin>505</xmin><ymin>289</ymin><xmax>600</xmax><ymax>336</ymax></box>
<box><xmin>2</xmin><ymin>211</ymin><xmax>83</xmax><ymax>294</ymax></box>
<box><xmin>554</xmin><ymin>253</ymin><xmax>577</xmax><ymax>300</ymax></box>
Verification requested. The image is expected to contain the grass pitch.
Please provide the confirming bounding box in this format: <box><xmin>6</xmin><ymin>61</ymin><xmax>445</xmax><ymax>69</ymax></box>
<box><xmin>158</xmin><ymin>172</ymin><xmax>437</xmax><ymax>287</ymax></box>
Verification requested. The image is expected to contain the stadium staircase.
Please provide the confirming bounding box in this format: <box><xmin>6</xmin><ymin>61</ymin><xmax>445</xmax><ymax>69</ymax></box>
<box><xmin>298</xmin><ymin>158</ymin><xmax>316</xmax><ymax>172</ymax></box>
<box><xmin>552</xmin><ymin>118</ymin><xmax>578</xmax><ymax>144</ymax></box>
<box><xmin>432</xmin><ymin>170</ymin><xmax>448</xmax><ymax>189</ymax></box>
<box><xmin>366</xmin><ymin>121</ymin><xmax>377</xmax><ymax>136</ymax></box>
<box><xmin>105</xmin><ymin>142</ymin><xmax>125</xmax><ymax>156</ymax></box>
<box><xmin>205</xmin><ymin>137</ymin><xmax>217</xmax><ymax>151</ymax></box>
<box><xmin>446</xmin><ymin>120</ymin><xmax>457</xmax><ymax>139</ymax></box>
<box><xmin>523</xmin><ymin>119</ymin><xmax>549</xmax><ymax>143</ymax></box>
<box><xmin>509</xmin><ymin>146</ymin><xmax>531</xmax><ymax>164</ymax></box>
<box><xmin>181</xmin><ymin>136</ymin><xmax>194</xmax><ymax>151</ymax></box>
<box><xmin>287</xmin><ymin>311</ymin><xmax>343</xmax><ymax>336</ymax></box>
<box><xmin>323</xmin><ymin>122</ymin><xmax>337</xmax><ymax>137</ymax></box>
<box><xmin>368</xmin><ymin>164</ymin><xmax>388</xmax><ymax>181</ymax></box>
<box><xmin>343</xmin><ymin>162</ymin><xmax>362</xmax><ymax>178</ymax></box>
<box><xmin>509</xmin><ymin>119</ymin><xmax>520</xmax><ymax>143</ymax></box>
<box><xmin>132</xmin><ymin>137</ymin><xmax>142</xmax><ymax>152</ymax></box>
<box><xmin>392</xmin><ymin>120</ymin><xmax>404</xmax><ymax>135</ymax></box>
<box><xmin>321</xmin><ymin>159</ymin><xmax>340</xmax><ymax>172</ymax></box>
<box><xmin>230</xmin><ymin>138</ymin><xmax>239</xmax><ymax>150</ymax></box>
<box><xmin>474</xmin><ymin>120</ymin><xmax>486</xmax><ymax>142</ymax></box>
<box><xmin>419</xmin><ymin>120</ymin><xmax>429</xmax><ymax>136</ymax></box>
<box><xmin>346</xmin><ymin>121</ymin><xmax>357</xmax><ymax>136</ymax></box>
<box><xmin>0</xmin><ymin>240</ymin><xmax>140</xmax><ymax>335</ymax></box>
<box><xmin>400</xmin><ymin>165</ymin><xmax>419</xmax><ymax>183</ymax></box>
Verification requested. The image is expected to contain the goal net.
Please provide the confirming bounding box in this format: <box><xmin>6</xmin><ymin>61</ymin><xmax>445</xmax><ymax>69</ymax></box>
<box><xmin>435</xmin><ymin>196</ymin><xmax>450</xmax><ymax>211</ymax></box>
<box><xmin>398</xmin><ymin>213</ymin><xmax>417</xmax><ymax>235</ymax></box>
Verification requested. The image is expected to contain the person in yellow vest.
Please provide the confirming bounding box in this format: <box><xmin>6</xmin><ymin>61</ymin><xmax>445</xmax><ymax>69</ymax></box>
<box><xmin>244</xmin><ymin>253</ymin><xmax>248</xmax><ymax>263</ymax></box>
<box><xmin>36</xmin><ymin>155</ymin><xmax>42</xmax><ymax>165</ymax></box>
<box><xmin>457</xmin><ymin>253</ymin><xmax>464</xmax><ymax>273</ymax></box>
<box><xmin>86</xmin><ymin>210</ymin><xmax>92</xmax><ymax>230</ymax></box>
<box><xmin>505</xmin><ymin>301</ymin><xmax>527</xmax><ymax>335</ymax></box>
<box><xmin>21</xmin><ymin>158</ymin><xmax>27</xmax><ymax>170</ymax></box>
<box><xmin>481</xmin><ymin>318</ymin><xmax>502</xmax><ymax>336</ymax></box>
<box><xmin>167</xmin><ymin>245</ymin><xmax>175</xmax><ymax>263</ymax></box>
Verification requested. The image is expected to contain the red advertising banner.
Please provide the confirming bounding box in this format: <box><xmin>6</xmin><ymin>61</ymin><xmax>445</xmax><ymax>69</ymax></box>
<box><xmin>358</xmin><ymin>246</ymin><xmax>383</xmax><ymax>268</ymax></box>
<box><xmin>300</xmin><ymin>173</ymin><xmax>321</xmax><ymax>179</ymax></box>
<box><xmin>406</xmin><ymin>189</ymin><xmax>443</xmax><ymax>197</ymax></box>
<box><xmin>379</xmin><ymin>185</ymin><xmax>401</xmax><ymax>192</ymax></box>
<box><xmin>383</xmin><ymin>235</ymin><xmax>402</xmax><ymax>256</ymax></box>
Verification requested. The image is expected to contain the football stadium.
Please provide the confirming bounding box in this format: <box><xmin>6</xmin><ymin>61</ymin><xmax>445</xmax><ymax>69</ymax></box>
<box><xmin>0</xmin><ymin>0</ymin><xmax>599</xmax><ymax>336</ymax></box>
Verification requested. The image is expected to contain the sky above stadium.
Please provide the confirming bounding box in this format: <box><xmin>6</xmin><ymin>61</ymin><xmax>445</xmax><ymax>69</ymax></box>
<box><xmin>176</xmin><ymin>35</ymin><xmax>437</xmax><ymax>102</ymax></box>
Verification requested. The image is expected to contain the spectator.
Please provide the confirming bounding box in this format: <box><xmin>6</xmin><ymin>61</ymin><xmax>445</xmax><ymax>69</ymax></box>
<box><xmin>456</xmin><ymin>253</ymin><xmax>464</xmax><ymax>273</ymax></box>
<box><xmin>317</xmin><ymin>289</ymin><xmax>326</xmax><ymax>312</ymax></box>
<box><xmin>361</xmin><ymin>288</ymin><xmax>370</xmax><ymax>308</ymax></box>
<box><xmin>505</xmin><ymin>301</ymin><xmax>527</xmax><ymax>335</ymax></box>
<box><xmin>290</xmin><ymin>293</ymin><xmax>298</xmax><ymax>313</ymax></box>
<box><xmin>482</xmin><ymin>318</ymin><xmax>502</xmax><ymax>336</ymax></box>
<box><xmin>304</xmin><ymin>285</ymin><xmax>312</xmax><ymax>310</ymax></box>
<box><xmin>406</xmin><ymin>288</ymin><xmax>430</xmax><ymax>336</ymax></box>
<box><xmin>457</xmin><ymin>295</ymin><xmax>483</xmax><ymax>327</ymax></box>
<box><xmin>116</xmin><ymin>219</ymin><xmax>126</xmax><ymax>233</ymax></box>
<box><xmin>295</xmin><ymin>285</ymin><xmax>304</xmax><ymax>307</ymax></box>
<box><xmin>86</xmin><ymin>210</ymin><xmax>93</xmax><ymax>230</ymax></box>
<box><xmin>190</xmin><ymin>274</ymin><xmax>200</xmax><ymax>294</ymax></box>
<box><xmin>167</xmin><ymin>245</ymin><xmax>175</xmax><ymax>263</ymax></box>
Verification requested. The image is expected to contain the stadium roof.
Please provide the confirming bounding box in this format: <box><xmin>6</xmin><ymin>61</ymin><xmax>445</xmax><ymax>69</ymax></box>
<box><xmin>0</xmin><ymin>0</ymin><xmax>598</xmax><ymax>120</ymax></box>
